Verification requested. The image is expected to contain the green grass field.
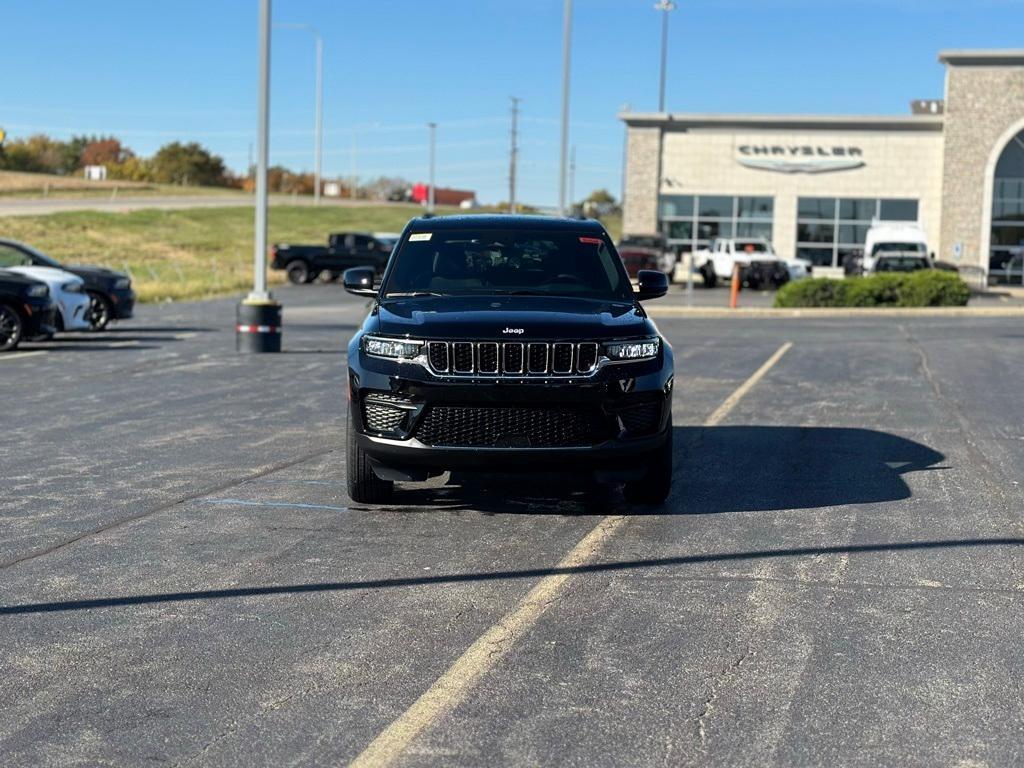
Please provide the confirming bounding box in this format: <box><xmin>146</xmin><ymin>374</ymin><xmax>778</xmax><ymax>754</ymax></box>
<box><xmin>0</xmin><ymin>205</ymin><xmax>433</xmax><ymax>302</ymax></box>
<box><xmin>0</xmin><ymin>205</ymin><xmax>623</xmax><ymax>302</ymax></box>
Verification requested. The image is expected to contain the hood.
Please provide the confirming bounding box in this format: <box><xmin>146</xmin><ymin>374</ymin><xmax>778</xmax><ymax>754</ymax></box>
<box><xmin>3</xmin><ymin>265</ymin><xmax>83</xmax><ymax>289</ymax></box>
<box><xmin>0</xmin><ymin>269</ymin><xmax>46</xmax><ymax>289</ymax></box>
<box><xmin>372</xmin><ymin>295</ymin><xmax>651</xmax><ymax>341</ymax></box>
<box><xmin>65</xmin><ymin>264</ymin><xmax>126</xmax><ymax>281</ymax></box>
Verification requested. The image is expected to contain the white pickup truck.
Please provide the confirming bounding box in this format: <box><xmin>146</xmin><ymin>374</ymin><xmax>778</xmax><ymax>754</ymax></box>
<box><xmin>694</xmin><ymin>237</ymin><xmax>809</xmax><ymax>289</ymax></box>
<box><xmin>859</xmin><ymin>222</ymin><xmax>930</xmax><ymax>274</ymax></box>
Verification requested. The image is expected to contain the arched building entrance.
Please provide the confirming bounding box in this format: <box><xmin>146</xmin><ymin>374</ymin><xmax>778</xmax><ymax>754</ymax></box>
<box><xmin>988</xmin><ymin>126</ymin><xmax>1024</xmax><ymax>284</ymax></box>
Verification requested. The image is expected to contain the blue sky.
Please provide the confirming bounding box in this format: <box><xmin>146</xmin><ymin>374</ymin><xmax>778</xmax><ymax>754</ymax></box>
<box><xmin>2</xmin><ymin>0</ymin><xmax>1022</xmax><ymax>206</ymax></box>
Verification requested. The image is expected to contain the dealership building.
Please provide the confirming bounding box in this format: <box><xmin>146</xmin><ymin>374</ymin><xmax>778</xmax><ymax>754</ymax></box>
<box><xmin>621</xmin><ymin>50</ymin><xmax>1024</xmax><ymax>281</ymax></box>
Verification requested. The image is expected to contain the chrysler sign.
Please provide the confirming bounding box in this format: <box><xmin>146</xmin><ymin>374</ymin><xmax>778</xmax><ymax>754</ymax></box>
<box><xmin>737</xmin><ymin>144</ymin><xmax>865</xmax><ymax>174</ymax></box>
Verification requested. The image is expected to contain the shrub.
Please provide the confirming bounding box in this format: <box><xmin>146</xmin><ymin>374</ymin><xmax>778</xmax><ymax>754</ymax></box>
<box><xmin>774</xmin><ymin>270</ymin><xmax>970</xmax><ymax>308</ymax></box>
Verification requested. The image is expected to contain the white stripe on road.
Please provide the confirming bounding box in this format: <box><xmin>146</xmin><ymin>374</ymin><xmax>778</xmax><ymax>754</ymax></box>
<box><xmin>0</xmin><ymin>351</ymin><xmax>47</xmax><ymax>361</ymax></box>
<box><xmin>349</xmin><ymin>340</ymin><xmax>795</xmax><ymax>768</ymax></box>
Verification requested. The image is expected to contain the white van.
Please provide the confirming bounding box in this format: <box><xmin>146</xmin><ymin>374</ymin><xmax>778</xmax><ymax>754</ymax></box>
<box><xmin>861</xmin><ymin>222</ymin><xmax>930</xmax><ymax>273</ymax></box>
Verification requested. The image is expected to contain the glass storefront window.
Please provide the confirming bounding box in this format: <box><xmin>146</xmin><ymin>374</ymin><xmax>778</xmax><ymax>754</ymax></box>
<box><xmin>797</xmin><ymin>196</ymin><xmax>919</xmax><ymax>267</ymax></box>
<box><xmin>797</xmin><ymin>247</ymin><xmax>834</xmax><ymax>267</ymax></box>
<box><xmin>658</xmin><ymin>194</ymin><xmax>773</xmax><ymax>253</ymax></box>
<box><xmin>698</xmin><ymin>196</ymin><xmax>733</xmax><ymax>218</ymax></box>
<box><xmin>737</xmin><ymin>197</ymin><xmax>773</xmax><ymax>219</ymax></box>
<box><xmin>990</xmin><ymin>128</ymin><xmax>1024</xmax><ymax>284</ymax></box>
<box><xmin>659</xmin><ymin>195</ymin><xmax>694</xmax><ymax>217</ymax></box>
<box><xmin>879</xmin><ymin>199</ymin><xmax>919</xmax><ymax>221</ymax></box>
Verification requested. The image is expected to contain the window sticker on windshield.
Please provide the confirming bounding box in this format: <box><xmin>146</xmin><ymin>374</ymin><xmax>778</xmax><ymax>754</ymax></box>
<box><xmin>409</xmin><ymin>233</ymin><xmax>432</xmax><ymax>242</ymax></box>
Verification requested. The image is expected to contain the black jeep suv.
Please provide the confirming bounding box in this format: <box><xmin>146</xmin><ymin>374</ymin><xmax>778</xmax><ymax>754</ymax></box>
<box><xmin>343</xmin><ymin>215</ymin><xmax>674</xmax><ymax>505</ymax></box>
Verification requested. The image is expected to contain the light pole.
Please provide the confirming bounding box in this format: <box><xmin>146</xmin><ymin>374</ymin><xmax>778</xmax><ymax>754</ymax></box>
<box><xmin>238</xmin><ymin>0</ymin><xmax>282</xmax><ymax>353</ymax></box>
<box><xmin>557</xmin><ymin>0</ymin><xmax>572</xmax><ymax>217</ymax></box>
<box><xmin>508</xmin><ymin>96</ymin><xmax>520</xmax><ymax>214</ymax></box>
<box><xmin>427</xmin><ymin>122</ymin><xmax>437</xmax><ymax>214</ymax></box>
<box><xmin>275</xmin><ymin>22</ymin><xmax>323</xmax><ymax>204</ymax></box>
<box><xmin>655</xmin><ymin>0</ymin><xmax>675</xmax><ymax>113</ymax></box>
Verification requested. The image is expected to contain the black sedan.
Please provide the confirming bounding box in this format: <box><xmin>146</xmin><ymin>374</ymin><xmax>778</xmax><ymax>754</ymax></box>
<box><xmin>0</xmin><ymin>270</ymin><xmax>58</xmax><ymax>352</ymax></box>
<box><xmin>0</xmin><ymin>238</ymin><xmax>134</xmax><ymax>330</ymax></box>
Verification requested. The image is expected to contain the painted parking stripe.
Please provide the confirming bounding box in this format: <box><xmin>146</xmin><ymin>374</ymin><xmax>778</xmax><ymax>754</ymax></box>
<box><xmin>349</xmin><ymin>341</ymin><xmax>795</xmax><ymax>768</ymax></box>
<box><xmin>0</xmin><ymin>351</ymin><xmax>47</xmax><ymax>361</ymax></box>
<box><xmin>199</xmin><ymin>498</ymin><xmax>348</xmax><ymax>512</ymax></box>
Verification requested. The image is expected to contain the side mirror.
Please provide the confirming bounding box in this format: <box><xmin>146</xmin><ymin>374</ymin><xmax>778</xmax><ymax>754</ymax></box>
<box><xmin>634</xmin><ymin>269</ymin><xmax>669</xmax><ymax>301</ymax></box>
<box><xmin>343</xmin><ymin>266</ymin><xmax>378</xmax><ymax>297</ymax></box>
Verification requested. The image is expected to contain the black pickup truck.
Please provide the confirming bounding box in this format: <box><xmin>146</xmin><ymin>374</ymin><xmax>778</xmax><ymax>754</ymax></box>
<box><xmin>271</xmin><ymin>232</ymin><xmax>395</xmax><ymax>284</ymax></box>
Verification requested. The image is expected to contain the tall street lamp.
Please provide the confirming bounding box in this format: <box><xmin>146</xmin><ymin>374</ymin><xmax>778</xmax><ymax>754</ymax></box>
<box><xmin>655</xmin><ymin>0</ymin><xmax>675</xmax><ymax>113</ymax></box>
<box><xmin>275</xmin><ymin>22</ymin><xmax>323</xmax><ymax>205</ymax></box>
<box><xmin>557</xmin><ymin>0</ymin><xmax>573</xmax><ymax>217</ymax></box>
<box><xmin>237</xmin><ymin>0</ymin><xmax>282</xmax><ymax>353</ymax></box>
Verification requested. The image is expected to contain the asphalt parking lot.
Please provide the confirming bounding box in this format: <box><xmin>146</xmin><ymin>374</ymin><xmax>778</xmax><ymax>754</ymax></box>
<box><xmin>2</xmin><ymin>283</ymin><xmax>1023</xmax><ymax>767</ymax></box>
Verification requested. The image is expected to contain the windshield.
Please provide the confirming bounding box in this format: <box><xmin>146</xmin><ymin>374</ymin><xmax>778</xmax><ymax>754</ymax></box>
<box><xmin>382</xmin><ymin>229</ymin><xmax>633</xmax><ymax>300</ymax></box>
<box><xmin>871</xmin><ymin>241</ymin><xmax>925</xmax><ymax>257</ymax></box>
<box><xmin>735</xmin><ymin>241</ymin><xmax>768</xmax><ymax>253</ymax></box>
<box><xmin>0</xmin><ymin>241</ymin><xmax>60</xmax><ymax>268</ymax></box>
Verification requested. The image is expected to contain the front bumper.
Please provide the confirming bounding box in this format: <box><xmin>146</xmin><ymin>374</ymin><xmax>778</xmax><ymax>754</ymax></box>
<box><xmin>348</xmin><ymin>346</ymin><xmax>673</xmax><ymax>474</ymax></box>
<box><xmin>109</xmin><ymin>288</ymin><xmax>135</xmax><ymax>319</ymax></box>
<box><xmin>22</xmin><ymin>298</ymin><xmax>58</xmax><ymax>340</ymax></box>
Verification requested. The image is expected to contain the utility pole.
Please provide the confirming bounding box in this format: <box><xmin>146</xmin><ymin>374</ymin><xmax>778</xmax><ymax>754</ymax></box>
<box><xmin>350</xmin><ymin>132</ymin><xmax>358</xmax><ymax>199</ymax></box>
<box><xmin>557</xmin><ymin>0</ymin><xmax>572</xmax><ymax>216</ymax></box>
<box><xmin>427</xmin><ymin>122</ymin><xmax>437</xmax><ymax>214</ymax></box>
<box><xmin>508</xmin><ymin>97</ymin><xmax>520</xmax><ymax>214</ymax></box>
<box><xmin>238</xmin><ymin>0</ymin><xmax>281</xmax><ymax>353</ymax></box>
<box><xmin>655</xmin><ymin>0</ymin><xmax>676</xmax><ymax>112</ymax></box>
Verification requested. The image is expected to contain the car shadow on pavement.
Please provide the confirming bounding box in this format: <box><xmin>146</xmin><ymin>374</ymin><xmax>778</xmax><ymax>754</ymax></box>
<box><xmin>379</xmin><ymin>426</ymin><xmax>945</xmax><ymax>516</ymax></box>
<box><xmin>669</xmin><ymin>426</ymin><xmax>946</xmax><ymax>514</ymax></box>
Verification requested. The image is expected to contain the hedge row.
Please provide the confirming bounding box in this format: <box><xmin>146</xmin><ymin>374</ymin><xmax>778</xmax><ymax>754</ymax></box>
<box><xmin>774</xmin><ymin>270</ymin><xmax>971</xmax><ymax>308</ymax></box>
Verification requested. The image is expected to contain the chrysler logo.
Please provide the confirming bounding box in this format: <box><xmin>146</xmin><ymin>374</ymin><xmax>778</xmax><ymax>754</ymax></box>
<box><xmin>736</xmin><ymin>144</ymin><xmax>865</xmax><ymax>174</ymax></box>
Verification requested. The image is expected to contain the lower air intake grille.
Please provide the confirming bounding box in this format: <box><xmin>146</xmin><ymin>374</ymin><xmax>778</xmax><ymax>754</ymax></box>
<box><xmin>363</xmin><ymin>393</ymin><xmax>412</xmax><ymax>435</ymax></box>
<box><xmin>616</xmin><ymin>401</ymin><xmax>662</xmax><ymax>436</ymax></box>
<box><xmin>415</xmin><ymin>405</ymin><xmax>608</xmax><ymax>448</ymax></box>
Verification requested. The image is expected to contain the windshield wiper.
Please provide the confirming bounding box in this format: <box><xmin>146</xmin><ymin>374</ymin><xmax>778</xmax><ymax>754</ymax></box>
<box><xmin>383</xmin><ymin>291</ymin><xmax>446</xmax><ymax>298</ymax></box>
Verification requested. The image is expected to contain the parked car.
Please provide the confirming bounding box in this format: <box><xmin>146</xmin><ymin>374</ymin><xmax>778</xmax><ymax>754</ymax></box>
<box><xmin>0</xmin><ymin>270</ymin><xmax>58</xmax><ymax>352</ymax></box>
<box><xmin>617</xmin><ymin>233</ymin><xmax>676</xmax><ymax>280</ymax></box>
<box><xmin>860</xmin><ymin>222</ymin><xmax>929</xmax><ymax>274</ymax></box>
<box><xmin>694</xmin><ymin>237</ymin><xmax>790</xmax><ymax>289</ymax></box>
<box><xmin>0</xmin><ymin>238</ymin><xmax>134</xmax><ymax>330</ymax></box>
<box><xmin>342</xmin><ymin>215</ymin><xmax>674</xmax><ymax>505</ymax></box>
<box><xmin>1</xmin><ymin>264</ymin><xmax>91</xmax><ymax>331</ymax></box>
<box><xmin>271</xmin><ymin>232</ymin><xmax>394</xmax><ymax>284</ymax></box>
<box><xmin>872</xmin><ymin>251</ymin><xmax>933</xmax><ymax>273</ymax></box>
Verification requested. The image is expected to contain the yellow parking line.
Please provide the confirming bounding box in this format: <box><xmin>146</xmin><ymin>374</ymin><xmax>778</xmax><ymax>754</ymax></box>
<box><xmin>349</xmin><ymin>341</ymin><xmax>795</xmax><ymax>768</ymax></box>
<box><xmin>0</xmin><ymin>351</ymin><xmax>47</xmax><ymax>361</ymax></box>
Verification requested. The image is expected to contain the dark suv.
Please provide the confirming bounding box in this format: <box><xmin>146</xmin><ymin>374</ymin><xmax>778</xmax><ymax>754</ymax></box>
<box><xmin>343</xmin><ymin>215</ymin><xmax>674</xmax><ymax>505</ymax></box>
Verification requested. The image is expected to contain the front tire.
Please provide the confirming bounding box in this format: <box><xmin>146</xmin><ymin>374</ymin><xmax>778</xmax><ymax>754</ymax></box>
<box><xmin>624</xmin><ymin>425</ymin><xmax>673</xmax><ymax>505</ymax></box>
<box><xmin>346</xmin><ymin>417</ymin><xmax>394</xmax><ymax>504</ymax></box>
<box><xmin>286</xmin><ymin>261</ymin><xmax>311</xmax><ymax>285</ymax></box>
<box><xmin>87</xmin><ymin>292</ymin><xmax>112</xmax><ymax>330</ymax></box>
<box><xmin>0</xmin><ymin>304</ymin><xmax>23</xmax><ymax>352</ymax></box>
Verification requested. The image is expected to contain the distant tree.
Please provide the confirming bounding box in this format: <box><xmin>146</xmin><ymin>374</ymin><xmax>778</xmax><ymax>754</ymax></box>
<box><xmin>150</xmin><ymin>141</ymin><xmax>228</xmax><ymax>186</ymax></box>
<box><xmin>584</xmin><ymin>188</ymin><xmax>617</xmax><ymax>205</ymax></box>
<box><xmin>107</xmin><ymin>156</ymin><xmax>153</xmax><ymax>182</ymax></box>
<box><xmin>362</xmin><ymin>175</ymin><xmax>412</xmax><ymax>201</ymax></box>
<box><xmin>0</xmin><ymin>134</ymin><xmax>67</xmax><ymax>174</ymax></box>
<box><xmin>81</xmin><ymin>138</ymin><xmax>131</xmax><ymax>167</ymax></box>
<box><xmin>60</xmin><ymin>135</ymin><xmax>93</xmax><ymax>175</ymax></box>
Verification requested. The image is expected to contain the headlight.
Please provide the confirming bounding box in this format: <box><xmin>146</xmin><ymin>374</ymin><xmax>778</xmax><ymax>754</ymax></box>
<box><xmin>604</xmin><ymin>337</ymin><xmax>660</xmax><ymax>362</ymax></box>
<box><xmin>114</xmin><ymin>277</ymin><xmax>131</xmax><ymax>289</ymax></box>
<box><xmin>363</xmin><ymin>335</ymin><xmax>422</xmax><ymax>360</ymax></box>
<box><xmin>25</xmin><ymin>284</ymin><xmax>49</xmax><ymax>298</ymax></box>
<box><xmin>62</xmin><ymin>281</ymin><xmax>84</xmax><ymax>294</ymax></box>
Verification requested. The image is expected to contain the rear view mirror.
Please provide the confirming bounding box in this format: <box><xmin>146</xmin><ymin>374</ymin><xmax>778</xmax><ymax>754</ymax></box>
<box><xmin>635</xmin><ymin>269</ymin><xmax>669</xmax><ymax>301</ymax></box>
<box><xmin>343</xmin><ymin>266</ymin><xmax>377</xmax><ymax>297</ymax></box>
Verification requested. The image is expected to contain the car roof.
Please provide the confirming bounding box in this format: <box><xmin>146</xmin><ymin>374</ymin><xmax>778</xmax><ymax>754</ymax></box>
<box><xmin>406</xmin><ymin>214</ymin><xmax>606</xmax><ymax>233</ymax></box>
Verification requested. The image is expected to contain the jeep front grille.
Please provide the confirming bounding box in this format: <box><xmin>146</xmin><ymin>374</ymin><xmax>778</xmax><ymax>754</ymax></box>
<box><xmin>415</xmin><ymin>404</ymin><xmax>610</xmax><ymax>448</ymax></box>
<box><xmin>424</xmin><ymin>341</ymin><xmax>600</xmax><ymax>377</ymax></box>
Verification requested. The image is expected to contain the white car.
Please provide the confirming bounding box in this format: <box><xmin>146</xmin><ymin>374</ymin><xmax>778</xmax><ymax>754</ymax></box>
<box><xmin>3</xmin><ymin>266</ymin><xmax>91</xmax><ymax>331</ymax></box>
